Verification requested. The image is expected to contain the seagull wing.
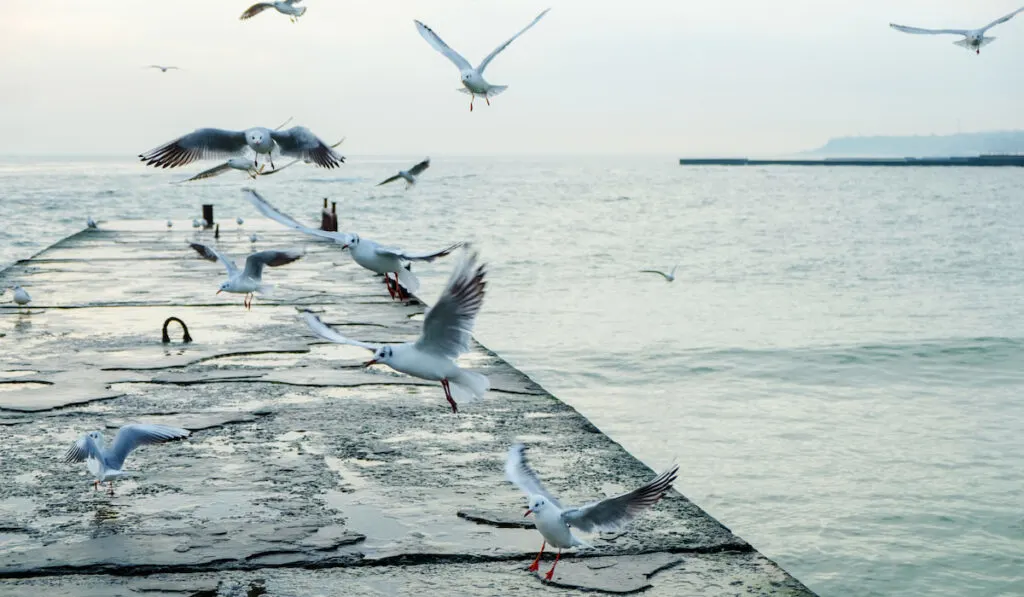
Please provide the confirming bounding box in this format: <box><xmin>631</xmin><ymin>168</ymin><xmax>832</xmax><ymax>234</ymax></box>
<box><xmin>639</xmin><ymin>269</ymin><xmax>670</xmax><ymax>281</ymax></box>
<box><xmin>63</xmin><ymin>434</ymin><xmax>101</xmax><ymax>463</ymax></box>
<box><xmin>243</xmin><ymin>249</ymin><xmax>303</xmax><ymax>279</ymax></box>
<box><xmin>408</xmin><ymin>158</ymin><xmax>431</xmax><ymax>176</ymax></box>
<box><xmin>561</xmin><ymin>464</ymin><xmax>679</xmax><ymax>533</ymax></box>
<box><xmin>889</xmin><ymin>23</ymin><xmax>968</xmax><ymax>36</ymax></box>
<box><xmin>477</xmin><ymin>8</ymin><xmax>551</xmax><ymax>73</ymax></box>
<box><xmin>174</xmin><ymin>161</ymin><xmax>233</xmax><ymax>183</ymax></box>
<box><xmin>240</xmin><ymin>3</ymin><xmax>275</xmax><ymax>19</ymax></box>
<box><xmin>415</xmin><ymin>20</ymin><xmax>473</xmax><ymax>71</ymax></box>
<box><xmin>105</xmin><ymin>424</ymin><xmax>190</xmax><ymax>470</ymax></box>
<box><xmin>190</xmin><ymin>242</ymin><xmax>239</xmax><ymax>277</ymax></box>
<box><xmin>505</xmin><ymin>444</ymin><xmax>562</xmax><ymax>508</ymax></box>
<box><xmin>377</xmin><ymin>173</ymin><xmax>402</xmax><ymax>186</ymax></box>
<box><xmin>242</xmin><ymin>188</ymin><xmax>350</xmax><ymax>243</ymax></box>
<box><xmin>269</xmin><ymin>127</ymin><xmax>345</xmax><ymax>169</ymax></box>
<box><xmin>376</xmin><ymin>241</ymin><xmax>464</xmax><ymax>262</ymax></box>
<box><xmin>140</xmin><ymin>128</ymin><xmax>248</xmax><ymax>168</ymax></box>
<box><xmin>982</xmin><ymin>6</ymin><xmax>1024</xmax><ymax>31</ymax></box>
<box><xmin>414</xmin><ymin>248</ymin><xmax>485</xmax><ymax>358</ymax></box>
<box><xmin>302</xmin><ymin>312</ymin><xmax>379</xmax><ymax>351</ymax></box>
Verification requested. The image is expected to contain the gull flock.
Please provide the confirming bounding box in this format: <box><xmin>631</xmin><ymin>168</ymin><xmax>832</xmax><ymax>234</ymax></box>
<box><xmin>9</xmin><ymin>1</ymin><xmax>1020</xmax><ymax>586</ymax></box>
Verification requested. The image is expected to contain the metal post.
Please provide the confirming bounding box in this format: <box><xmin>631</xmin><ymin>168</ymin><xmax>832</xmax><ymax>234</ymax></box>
<box><xmin>320</xmin><ymin>198</ymin><xmax>329</xmax><ymax>231</ymax></box>
<box><xmin>330</xmin><ymin>202</ymin><xmax>338</xmax><ymax>231</ymax></box>
<box><xmin>202</xmin><ymin>205</ymin><xmax>214</xmax><ymax>228</ymax></box>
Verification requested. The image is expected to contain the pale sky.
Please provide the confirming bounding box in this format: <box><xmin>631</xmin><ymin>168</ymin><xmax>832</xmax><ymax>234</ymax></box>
<box><xmin>1</xmin><ymin>1</ymin><xmax>1022</xmax><ymax>156</ymax></box>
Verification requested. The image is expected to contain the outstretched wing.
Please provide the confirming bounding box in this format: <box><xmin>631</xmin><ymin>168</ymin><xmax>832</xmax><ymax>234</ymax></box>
<box><xmin>478</xmin><ymin>8</ymin><xmax>551</xmax><ymax>73</ymax></box>
<box><xmin>240</xmin><ymin>3</ymin><xmax>274</xmax><ymax>19</ymax></box>
<box><xmin>983</xmin><ymin>6</ymin><xmax>1024</xmax><ymax>31</ymax></box>
<box><xmin>561</xmin><ymin>464</ymin><xmax>679</xmax><ymax>533</ymax></box>
<box><xmin>106</xmin><ymin>424</ymin><xmax>190</xmax><ymax>470</ymax></box>
<box><xmin>269</xmin><ymin>127</ymin><xmax>344</xmax><ymax>169</ymax></box>
<box><xmin>414</xmin><ymin>248</ymin><xmax>485</xmax><ymax>358</ymax></box>
<box><xmin>302</xmin><ymin>312</ymin><xmax>379</xmax><ymax>351</ymax></box>
<box><xmin>408</xmin><ymin>158</ymin><xmax>431</xmax><ymax>176</ymax></box>
<box><xmin>174</xmin><ymin>161</ymin><xmax>233</xmax><ymax>183</ymax></box>
<box><xmin>377</xmin><ymin>173</ymin><xmax>402</xmax><ymax>186</ymax></box>
<box><xmin>190</xmin><ymin>242</ymin><xmax>239</xmax><ymax>277</ymax></box>
<box><xmin>415</xmin><ymin>20</ymin><xmax>472</xmax><ymax>71</ymax></box>
<box><xmin>376</xmin><ymin>241</ymin><xmax>463</xmax><ymax>262</ymax></box>
<box><xmin>242</xmin><ymin>188</ymin><xmax>350</xmax><ymax>243</ymax></box>
<box><xmin>889</xmin><ymin>23</ymin><xmax>968</xmax><ymax>36</ymax></box>
<box><xmin>639</xmin><ymin>269</ymin><xmax>670</xmax><ymax>281</ymax></box>
<box><xmin>63</xmin><ymin>434</ymin><xmax>101</xmax><ymax>463</ymax></box>
<box><xmin>140</xmin><ymin>128</ymin><xmax>248</xmax><ymax>168</ymax></box>
<box><xmin>243</xmin><ymin>249</ymin><xmax>303</xmax><ymax>279</ymax></box>
<box><xmin>504</xmin><ymin>443</ymin><xmax>562</xmax><ymax>508</ymax></box>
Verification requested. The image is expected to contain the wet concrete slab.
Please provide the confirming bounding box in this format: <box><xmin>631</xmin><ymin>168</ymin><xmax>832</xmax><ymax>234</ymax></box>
<box><xmin>0</xmin><ymin>222</ymin><xmax>816</xmax><ymax>595</ymax></box>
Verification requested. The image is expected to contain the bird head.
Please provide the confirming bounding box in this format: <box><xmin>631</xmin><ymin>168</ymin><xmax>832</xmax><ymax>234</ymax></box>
<box><xmin>525</xmin><ymin>495</ymin><xmax>548</xmax><ymax>517</ymax></box>
<box><xmin>87</xmin><ymin>431</ymin><xmax>104</xmax><ymax>445</ymax></box>
<box><xmin>342</xmin><ymin>234</ymin><xmax>359</xmax><ymax>250</ymax></box>
<box><xmin>364</xmin><ymin>345</ymin><xmax>392</xmax><ymax>367</ymax></box>
<box><xmin>246</xmin><ymin>130</ymin><xmax>266</xmax><ymax>145</ymax></box>
<box><xmin>217</xmin><ymin>281</ymin><xmax>231</xmax><ymax>295</ymax></box>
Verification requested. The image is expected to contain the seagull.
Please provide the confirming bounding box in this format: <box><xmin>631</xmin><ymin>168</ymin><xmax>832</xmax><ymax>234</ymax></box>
<box><xmin>140</xmin><ymin>125</ymin><xmax>344</xmax><ymax>172</ymax></box>
<box><xmin>506</xmin><ymin>443</ymin><xmax>679</xmax><ymax>581</ymax></box>
<box><xmin>174</xmin><ymin>158</ymin><xmax>265</xmax><ymax>183</ymax></box>
<box><xmin>256</xmin><ymin>137</ymin><xmax>346</xmax><ymax>177</ymax></box>
<box><xmin>377</xmin><ymin>158</ymin><xmax>431</xmax><ymax>189</ymax></box>
<box><xmin>250</xmin><ymin>233</ymin><xmax>259</xmax><ymax>243</ymax></box>
<box><xmin>166</xmin><ymin>220</ymin><xmax>174</xmax><ymax>229</ymax></box>
<box><xmin>189</xmin><ymin>242</ymin><xmax>302</xmax><ymax>309</ymax></box>
<box><xmin>63</xmin><ymin>424</ymin><xmax>190</xmax><ymax>495</ymax></box>
<box><xmin>302</xmin><ymin>248</ymin><xmax>489</xmax><ymax>413</ymax></box>
<box><xmin>890</xmin><ymin>7</ymin><xmax>1024</xmax><ymax>54</ymax></box>
<box><xmin>146</xmin><ymin>65</ymin><xmax>180</xmax><ymax>73</ymax></box>
<box><xmin>240</xmin><ymin>0</ymin><xmax>306</xmax><ymax>23</ymax></box>
<box><xmin>86</xmin><ymin>216</ymin><xmax>97</xmax><ymax>229</ymax></box>
<box><xmin>415</xmin><ymin>9</ymin><xmax>551</xmax><ymax>111</ymax></box>
<box><xmin>236</xmin><ymin>217</ymin><xmax>245</xmax><ymax>226</ymax></box>
<box><xmin>639</xmin><ymin>265</ymin><xmax>676</xmax><ymax>282</ymax></box>
<box><xmin>243</xmin><ymin>188</ymin><xmax>462</xmax><ymax>300</ymax></box>
<box><xmin>11</xmin><ymin>286</ymin><xmax>31</xmax><ymax>308</ymax></box>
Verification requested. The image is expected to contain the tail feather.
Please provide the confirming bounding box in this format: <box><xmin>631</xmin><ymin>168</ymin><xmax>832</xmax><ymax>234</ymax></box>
<box><xmin>449</xmin><ymin>370</ymin><xmax>490</xmax><ymax>402</ymax></box>
<box><xmin>457</xmin><ymin>86</ymin><xmax>508</xmax><ymax>98</ymax></box>
<box><xmin>396</xmin><ymin>267</ymin><xmax>420</xmax><ymax>294</ymax></box>
<box><xmin>257</xmin><ymin>284</ymin><xmax>275</xmax><ymax>296</ymax></box>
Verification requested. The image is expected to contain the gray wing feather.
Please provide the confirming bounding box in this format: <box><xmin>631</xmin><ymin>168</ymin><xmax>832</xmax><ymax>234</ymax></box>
<box><xmin>242</xmin><ymin>188</ymin><xmax>350</xmax><ymax>244</ymax></box>
<box><xmin>140</xmin><ymin>128</ymin><xmax>248</xmax><ymax>169</ymax></box>
<box><xmin>240</xmin><ymin>3</ymin><xmax>274</xmax><ymax>19</ymax></box>
<box><xmin>377</xmin><ymin>241</ymin><xmax>463</xmax><ymax>262</ymax></box>
<box><xmin>561</xmin><ymin>464</ymin><xmax>679</xmax><ymax>533</ymax></box>
<box><xmin>889</xmin><ymin>23</ymin><xmax>968</xmax><ymax>36</ymax></box>
<box><xmin>63</xmin><ymin>435</ymin><xmax>100</xmax><ymax>463</ymax></box>
<box><xmin>243</xmin><ymin>250</ymin><xmax>303</xmax><ymax>279</ymax></box>
<box><xmin>377</xmin><ymin>173</ymin><xmax>402</xmax><ymax>187</ymax></box>
<box><xmin>106</xmin><ymin>424</ymin><xmax>190</xmax><ymax>470</ymax></box>
<box><xmin>408</xmin><ymin>158</ymin><xmax>431</xmax><ymax>176</ymax></box>
<box><xmin>639</xmin><ymin>270</ymin><xmax>670</xmax><ymax>280</ymax></box>
<box><xmin>478</xmin><ymin>8</ymin><xmax>551</xmax><ymax>73</ymax></box>
<box><xmin>190</xmin><ymin>242</ymin><xmax>239</xmax><ymax>277</ymax></box>
<box><xmin>504</xmin><ymin>443</ymin><xmax>562</xmax><ymax>508</ymax></box>
<box><xmin>983</xmin><ymin>7</ymin><xmax>1024</xmax><ymax>31</ymax></box>
<box><xmin>414</xmin><ymin>248</ymin><xmax>485</xmax><ymax>358</ymax></box>
<box><xmin>302</xmin><ymin>312</ymin><xmax>379</xmax><ymax>351</ymax></box>
<box><xmin>269</xmin><ymin>127</ymin><xmax>345</xmax><ymax>169</ymax></box>
<box><xmin>415</xmin><ymin>20</ymin><xmax>473</xmax><ymax>71</ymax></box>
<box><xmin>175</xmin><ymin>162</ymin><xmax>233</xmax><ymax>183</ymax></box>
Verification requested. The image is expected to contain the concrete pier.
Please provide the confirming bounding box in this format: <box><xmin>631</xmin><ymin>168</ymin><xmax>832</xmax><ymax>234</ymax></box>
<box><xmin>0</xmin><ymin>221</ymin><xmax>817</xmax><ymax>596</ymax></box>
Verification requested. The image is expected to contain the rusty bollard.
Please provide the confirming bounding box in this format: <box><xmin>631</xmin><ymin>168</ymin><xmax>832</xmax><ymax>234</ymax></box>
<box><xmin>214</xmin><ymin>224</ymin><xmax>220</xmax><ymax>240</ymax></box>
<box><xmin>162</xmin><ymin>317</ymin><xmax>193</xmax><ymax>344</ymax></box>
<box><xmin>330</xmin><ymin>202</ymin><xmax>338</xmax><ymax>231</ymax></box>
<box><xmin>320</xmin><ymin>198</ymin><xmax>330</xmax><ymax>230</ymax></box>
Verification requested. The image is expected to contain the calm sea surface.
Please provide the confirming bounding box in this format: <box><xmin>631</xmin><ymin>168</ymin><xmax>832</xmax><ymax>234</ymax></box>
<box><xmin>1</xmin><ymin>156</ymin><xmax>1022</xmax><ymax>597</ymax></box>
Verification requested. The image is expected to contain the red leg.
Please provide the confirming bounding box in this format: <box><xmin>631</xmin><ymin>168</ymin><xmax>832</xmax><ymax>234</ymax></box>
<box><xmin>486</xmin><ymin>95</ymin><xmax>491</xmax><ymax>106</ymax></box>
<box><xmin>545</xmin><ymin>550</ymin><xmax>561</xmax><ymax>581</ymax></box>
<box><xmin>93</xmin><ymin>480</ymin><xmax>99</xmax><ymax>491</ymax></box>
<box><xmin>441</xmin><ymin>379</ymin><xmax>458</xmax><ymax>413</ymax></box>
<box><xmin>384</xmin><ymin>274</ymin><xmax>397</xmax><ymax>299</ymax></box>
<box><xmin>470</xmin><ymin>96</ymin><xmax>474</xmax><ymax>112</ymax></box>
<box><xmin>528</xmin><ymin>541</ymin><xmax>546</xmax><ymax>571</ymax></box>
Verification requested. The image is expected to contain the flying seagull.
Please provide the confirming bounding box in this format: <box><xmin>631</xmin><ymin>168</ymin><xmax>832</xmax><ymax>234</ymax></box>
<box><xmin>140</xmin><ymin>125</ymin><xmax>344</xmax><ymax>171</ymax></box>
<box><xmin>506</xmin><ymin>443</ymin><xmax>679</xmax><ymax>581</ymax></box>
<box><xmin>377</xmin><ymin>158</ymin><xmax>430</xmax><ymax>188</ymax></box>
<box><xmin>243</xmin><ymin>188</ymin><xmax>462</xmax><ymax>300</ymax></box>
<box><xmin>241</xmin><ymin>0</ymin><xmax>307</xmax><ymax>23</ymax></box>
<box><xmin>175</xmin><ymin>158</ymin><xmax>265</xmax><ymax>183</ymax></box>
<box><xmin>257</xmin><ymin>137</ymin><xmax>346</xmax><ymax>177</ymax></box>
<box><xmin>639</xmin><ymin>265</ymin><xmax>676</xmax><ymax>282</ymax></box>
<box><xmin>189</xmin><ymin>242</ymin><xmax>302</xmax><ymax>309</ymax></box>
<box><xmin>890</xmin><ymin>6</ymin><xmax>1024</xmax><ymax>54</ymax></box>
<box><xmin>64</xmin><ymin>424</ymin><xmax>190</xmax><ymax>495</ymax></box>
<box><xmin>146</xmin><ymin>65</ymin><xmax>180</xmax><ymax>73</ymax></box>
<box><xmin>415</xmin><ymin>9</ymin><xmax>551</xmax><ymax>111</ymax></box>
<box><xmin>302</xmin><ymin>248</ymin><xmax>489</xmax><ymax>413</ymax></box>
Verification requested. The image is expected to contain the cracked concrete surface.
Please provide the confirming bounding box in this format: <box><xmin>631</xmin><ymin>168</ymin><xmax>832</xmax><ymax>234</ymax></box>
<box><xmin>0</xmin><ymin>223</ymin><xmax>816</xmax><ymax>595</ymax></box>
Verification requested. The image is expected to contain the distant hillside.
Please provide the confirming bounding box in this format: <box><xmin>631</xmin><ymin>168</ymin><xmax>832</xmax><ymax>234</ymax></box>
<box><xmin>807</xmin><ymin>131</ymin><xmax>1024</xmax><ymax>157</ymax></box>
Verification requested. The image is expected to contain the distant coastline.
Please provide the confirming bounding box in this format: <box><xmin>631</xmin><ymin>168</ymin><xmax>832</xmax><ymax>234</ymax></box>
<box><xmin>805</xmin><ymin>130</ymin><xmax>1024</xmax><ymax>158</ymax></box>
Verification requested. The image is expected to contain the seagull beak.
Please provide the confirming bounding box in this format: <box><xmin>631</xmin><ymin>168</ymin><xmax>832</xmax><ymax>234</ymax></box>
<box><xmin>524</xmin><ymin>509</ymin><xmax>533</xmax><ymax>517</ymax></box>
<box><xmin>363</xmin><ymin>359</ymin><xmax>377</xmax><ymax>368</ymax></box>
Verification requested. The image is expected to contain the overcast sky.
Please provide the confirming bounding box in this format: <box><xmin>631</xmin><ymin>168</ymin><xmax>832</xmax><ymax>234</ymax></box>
<box><xmin>2</xmin><ymin>1</ymin><xmax>1023</xmax><ymax>156</ymax></box>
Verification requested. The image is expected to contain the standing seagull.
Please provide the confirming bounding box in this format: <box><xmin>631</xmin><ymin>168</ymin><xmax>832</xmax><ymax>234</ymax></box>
<box><xmin>302</xmin><ymin>248</ymin><xmax>489</xmax><ymax>413</ymax></box>
<box><xmin>86</xmin><ymin>216</ymin><xmax>98</xmax><ymax>229</ymax></box>
<box><xmin>63</xmin><ymin>424</ymin><xmax>190</xmax><ymax>495</ymax></box>
<box><xmin>140</xmin><ymin>126</ymin><xmax>344</xmax><ymax>171</ymax></box>
<box><xmin>11</xmin><ymin>286</ymin><xmax>31</xmax><ymax>309</ymax></box>
<box><xmin>890</xmin><ymin>6</ymin><xmax>1024</xmax><ymax>54</ymax></box>
<box><xmin>189</xmin><ymin>242</ymin><xmax>302</xmax><ymax>309</ymax></box>
<box><xmin>506</xmin><ymin>444</ymin><xmax>679</xmax><ymax>581</ymax></box>
<box><xmin>638</xmin><ymin>265</ymin><xmax>676</xmax><ymax>282</ymax></box>
<box><xmin>377</xmin><ymin>158</ymin><xmax>431</xmax><ymax>189</ymax></box>
<box><xmin>243</xmin><ymin>188</ymin><xmax>462</xmax><ymax>300</ymax></box>
<box><xmin>240</xmin><ymin>0</ymin><xmax>307</xmax><ymax>23</ymax></box>
<box><xmin>415</xmin><ymin>9</ymin><xmax>551</xmax><ymax>111</ymax></box>
<box><xmin>146</xmin><ymin>65</ymin><xmax>180</xmax><ymax>73</ymax></box>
